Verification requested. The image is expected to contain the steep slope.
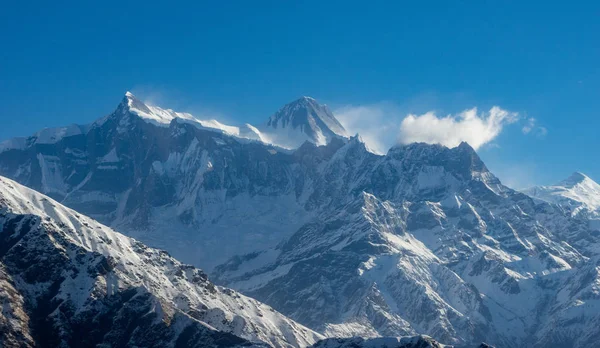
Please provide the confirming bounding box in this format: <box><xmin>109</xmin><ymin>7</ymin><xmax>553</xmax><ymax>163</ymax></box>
<box><xmin>263</xmin><ymin>97</ymin><xmax>347</xmax><ymax>148</ymax></box>
<box><xmin>0</xmin><ymin>176</ymin><xmax>322</xmax><ymax>348</ymax></box>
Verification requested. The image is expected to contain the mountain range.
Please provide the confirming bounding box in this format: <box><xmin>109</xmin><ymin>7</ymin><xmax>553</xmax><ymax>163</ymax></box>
<box><xmin>2</xmin><ymin>93</ymin><xmax>600</xmax><ymax>347</ymax></box>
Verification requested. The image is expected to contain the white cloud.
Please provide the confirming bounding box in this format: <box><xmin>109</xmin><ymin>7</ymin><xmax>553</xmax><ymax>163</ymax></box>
<box><xmin>335</xmin><ymin>104</ymin><xmax>522</xmax><ymax>153</ymax></box>
<box><xmin>537</xmin><ymin>126</ymin><xmax>548</xmax><ymax>137</ymax></box>
<box><xmin>398</xmin><ymin>107</ymin><xmax>518</xmax><ymax>150</ymax></box>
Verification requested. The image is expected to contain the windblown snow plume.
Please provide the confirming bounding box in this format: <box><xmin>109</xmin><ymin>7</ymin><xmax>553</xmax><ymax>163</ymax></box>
<box><xmin>334</xmin><ymin>103</ymin><xmax>399</xmax><ymax>155</ymax></box>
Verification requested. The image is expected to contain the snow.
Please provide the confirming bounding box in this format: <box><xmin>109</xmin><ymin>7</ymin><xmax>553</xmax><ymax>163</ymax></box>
<box><xmin>523</xmin><ymin>172</ymin><xmax>600</xmax><ymax>218</ymax></box>
<box><xmin>0</xmin><ymin>125</ymin><xmax>84</xmax><ymax>153</ymax></box>
<box><xmin>34</xmin><ymin>124</ymin><xmax>84</xmax><ymax>144</ymax></box>
<box><xmin>124</xmin><ymin>92</ymin><xmax>293</xmax><ymax>148</ymax></box>
<box><xmin>0</xmin><ymin>137</ymin><xmax>27</xmax><ymax>153</ymax></box>
<box><xmin>126</xmin><ymin>192</ymin><xmax>313</xmax><ymax>271</ymax></box>
<box><xmin>197</xmin><ymin>119</ymin><xmax>240</xmax><ymax>136</ymax></box>
<box><xmin>37</xmin><ymin>153</ymin><xmax>68</xmax><ymax>196</ymax></box>
<box><xmin>262</xmin><ymin>96</ymin><xmax>348</xmax><ymax>148</ymax></box>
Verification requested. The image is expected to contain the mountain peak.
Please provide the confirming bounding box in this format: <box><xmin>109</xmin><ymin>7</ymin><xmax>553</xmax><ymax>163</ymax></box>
<box><xmin>524</xmin><ymin>171</ymin><xmax>600</xmax><ymax>212</ymax></box>
<box><xmin>264</xmin><ymin>97</ymin><xmax>347</xmax><ymax>147</ymax></box>
<box><xmin>120</xmin><ymin>91</ymin><xmax>153</xmax><ymax>116</ymax></box>
<box><xmin>559</xmin><ymin>171</ymin><xmax>591</xmax><ymax>187</ymax></box>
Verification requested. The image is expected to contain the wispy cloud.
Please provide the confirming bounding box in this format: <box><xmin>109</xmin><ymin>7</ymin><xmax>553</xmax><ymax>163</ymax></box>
<box><xmin>522</xmin><ymin>117</ymin><xmax>547</xmax><ymax>137</ymax></box>
<box><xmin>522</xmin><ymin>117</ymin><xmax>535</xmax><ymax>134</ymax></box>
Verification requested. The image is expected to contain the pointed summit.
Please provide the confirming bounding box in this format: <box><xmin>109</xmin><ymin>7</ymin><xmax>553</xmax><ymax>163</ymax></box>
<box><xmin>121</xmin><ymin>91</ymin><xmax>153</xmax><ymax>116</ymax></box>
<box><xmin>558</xmin><ymin>171</ymin><xmax>591</xmax><ymax>188</ymax></box>
<box><xmin>264</xmin><ymin>96</ymin><xmax>347</xmax><ymax>148</ymax></box>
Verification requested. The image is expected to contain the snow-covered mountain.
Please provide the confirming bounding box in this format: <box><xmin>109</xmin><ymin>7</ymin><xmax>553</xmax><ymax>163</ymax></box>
<box><xmin>523</xmin><ymin>172</ymin><xmax>600</xmax><ymax>220</ymax></box>
<box><xmin>263</xmin><ymin>96</ymin><xmax>347</xmax><ymax>148</ymax></box>
<box><xmin>0</xmin><ymin>175</ymin><xmax>322</xmax><ymax>347</ymax></box>
<box><xmin>2</xmin><ymin>93</ymin><xmax>600</xmax><ymax>347</ymax></box>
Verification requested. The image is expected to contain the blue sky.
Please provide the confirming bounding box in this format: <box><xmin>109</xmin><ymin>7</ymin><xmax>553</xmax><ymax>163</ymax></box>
<box><xmin>1</xmin><ymin>1</ymin><xmax>598</xmax><ymax>188</ymax></box>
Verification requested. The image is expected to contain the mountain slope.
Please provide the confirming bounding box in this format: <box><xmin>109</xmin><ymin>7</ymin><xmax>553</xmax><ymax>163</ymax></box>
<box><xmin>523</xmin><ymin>172</ymin><xmax>600</xmax><ymax>219</ymax></box>
<box><xmin>0</xmin><ymin>176</ymin><xmax>322</xmax><ymax>348</ymax></box>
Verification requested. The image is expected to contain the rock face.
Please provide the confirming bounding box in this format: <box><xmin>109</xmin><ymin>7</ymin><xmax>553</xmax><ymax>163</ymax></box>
<box><xmin>2</xmin><ymin>94</ymin><xmax>600</xmax><ymax>347</ymax></box>
<box><xmin>0</xmin><ymin>176</ymin><xmax>322</xmax><ymax>348</ymax></box>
